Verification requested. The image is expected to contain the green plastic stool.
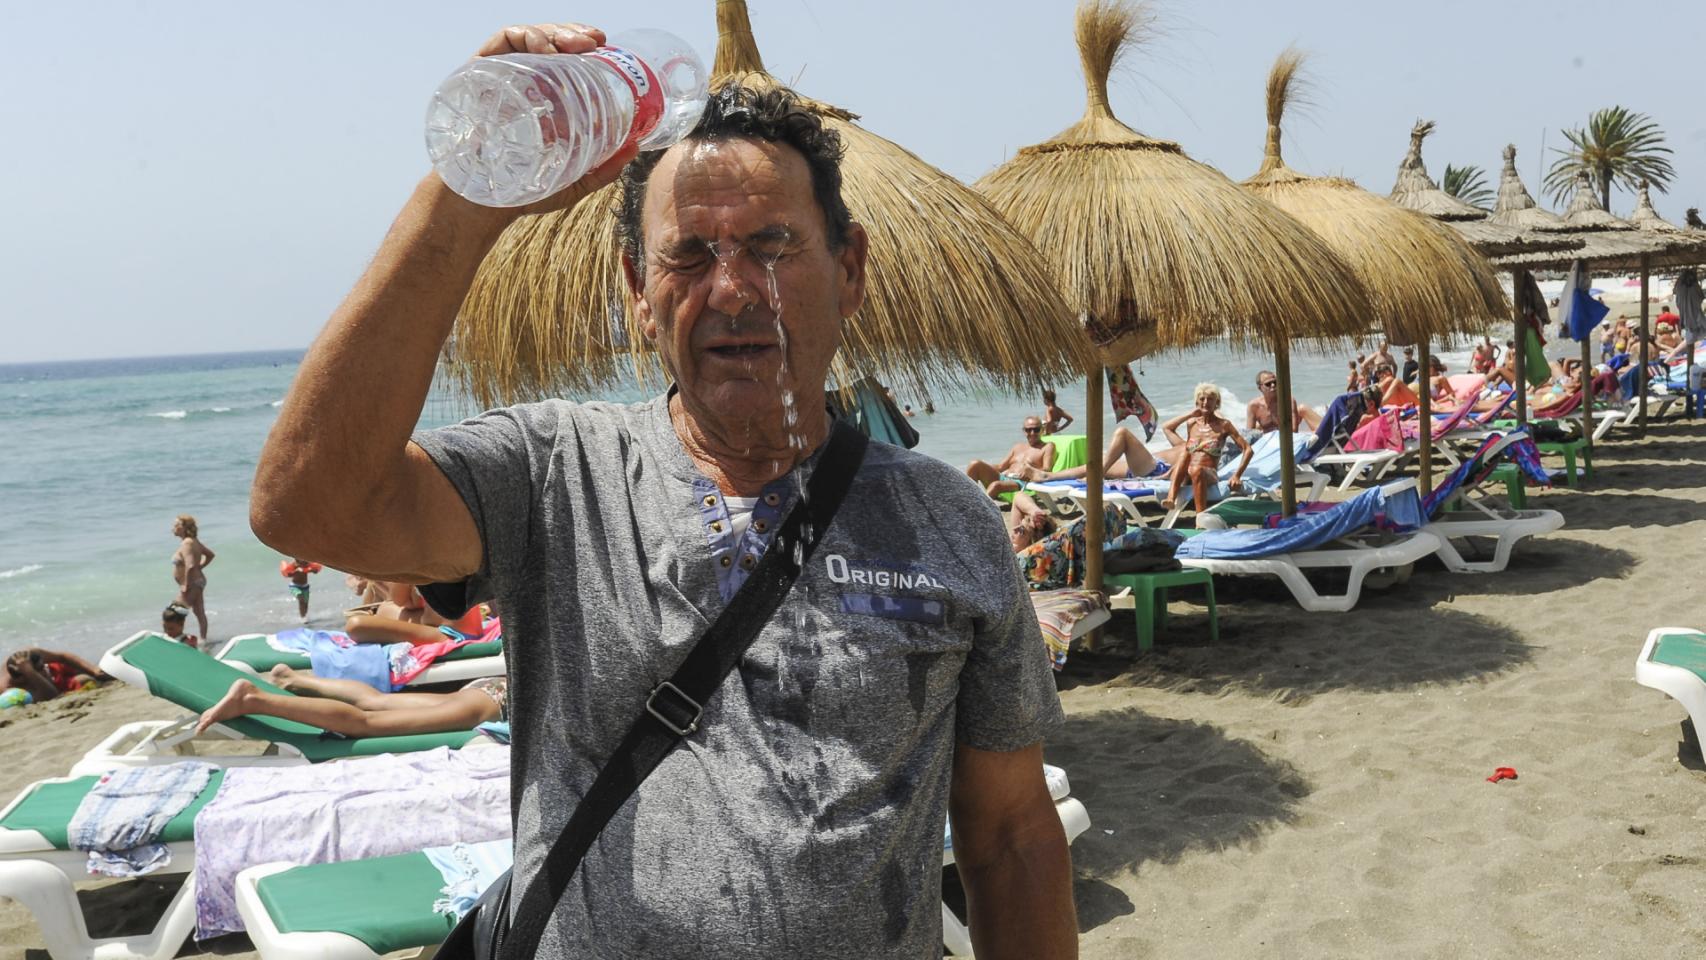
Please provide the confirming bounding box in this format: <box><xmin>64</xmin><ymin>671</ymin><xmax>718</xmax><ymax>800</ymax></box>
<box><xmin>1480</xmin><ymin>463</ymin><xmax>1528</xmax><ymax>509</ymax></box>
<box><xmin>1104</xmin><ymin>567</ymin><xmax>1218</xmax><ymax>652</ymax></box>
<box><xmin>1536</xmin><ymin>438</ymin><xmax>1592</xmax><ymax>486</ymax></box>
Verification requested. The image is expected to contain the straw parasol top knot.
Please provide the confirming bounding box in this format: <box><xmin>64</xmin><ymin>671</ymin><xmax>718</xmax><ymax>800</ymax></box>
<box><xmin>1240</xmin><ymin>51</ymin><xmax>1505</xmax><ymax>345</ymax></box>
<box><xmin>1688</xmin><ymin>208</ymin><xmax>1704</xmax><ymax>231</ymax></box>
<box><xmin>1561</xmin><ymin>171</ymin><xmax>1633</xmax><ymax>230</ymax></box>
<box><xmin>1628</xmin><ymin>180</ymin><xmax>1685</xmax><ymax>233</ymax></box>
<box><xmin>1029</xmin><ymin>0</ymin><xmax>1180</xmax><ymax>155</ymax></box>
<box><xmin>1388</xmin><ymin>120</ymin><xmax>1486</xmax><ymax>221</ymax></box>
<box><xmin>977</xmin><ymin>3</ymin><xmax>1374</xmax><ymax>359</ymax></box>
<box><xmin>1488</xmin><ymin>144</ymin><xmax>1569</xmax><ymax>230</ymax></box>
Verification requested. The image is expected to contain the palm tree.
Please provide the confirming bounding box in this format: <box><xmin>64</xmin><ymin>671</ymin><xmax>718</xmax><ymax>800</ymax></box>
<box><xmin>1542</xmin><ymin>106</ymin><xmax>1675</xmax><ymax>210</ymax></box>
<box><xmin>1441</xmin><ymin>164</ymin><xmax>1493</xmax><ymax>209</ymax></box>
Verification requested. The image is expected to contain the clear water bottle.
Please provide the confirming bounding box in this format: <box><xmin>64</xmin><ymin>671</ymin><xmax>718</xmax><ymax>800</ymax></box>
<box><xmin>426</xmin><ymin>29</ymin><xmax>709</xmax><ymax>208</ymax></box>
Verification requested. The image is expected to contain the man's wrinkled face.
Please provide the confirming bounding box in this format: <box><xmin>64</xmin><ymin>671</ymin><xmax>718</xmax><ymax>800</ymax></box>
<box><xmin>1022</xmin><ymin>418</ymin><xmax>1043</xmax><ymax>441</ymax></box>
<box><xmin>626</xmin><ymin>137</ymin><xmax>866</xmax><ymax>432</ymax></box>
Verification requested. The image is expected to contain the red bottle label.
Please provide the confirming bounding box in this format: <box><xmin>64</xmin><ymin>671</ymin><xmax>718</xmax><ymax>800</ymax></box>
<box><xmin>585</xmin><ymin>45</ymin><xmax>665</xmax><ymax>147</ymax></box>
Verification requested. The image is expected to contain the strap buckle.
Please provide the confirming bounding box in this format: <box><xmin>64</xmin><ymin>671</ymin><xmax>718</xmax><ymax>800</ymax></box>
<box><xmin>645</xmin><ymin>681</ymin><xmax>702</xmax><ymax>737</ymax></box>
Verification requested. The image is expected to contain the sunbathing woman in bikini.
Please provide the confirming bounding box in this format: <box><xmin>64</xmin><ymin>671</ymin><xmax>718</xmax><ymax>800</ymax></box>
<box><xmin>194</xmin><ymin>666</ymin><xmax>505</xmax><ymax>737</ymax></box>
<box><xmin>1159</xmin><ymin>383</ymin><xmax>1252</xmax><ymax>514</ymax></box>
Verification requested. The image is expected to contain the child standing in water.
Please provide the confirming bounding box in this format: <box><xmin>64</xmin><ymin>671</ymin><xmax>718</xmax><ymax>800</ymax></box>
<box><xmin>170</xmin><ymin>514</ymin><xmax>215</xmax><ymax>641</ymax></box>
<box><xmin>281</xmin><ymin>558</ymin><xmax>323</xmax><ymax>621</ymax></box>
<box><xmin>1159</xmin><ymin>383</ymin><xmax>1251</xmax><ymax>514</ymax></box>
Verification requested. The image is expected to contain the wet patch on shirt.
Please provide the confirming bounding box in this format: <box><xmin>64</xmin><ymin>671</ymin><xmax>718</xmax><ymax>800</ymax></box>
<box><xmin>838</xmin><ymin>593</ymin><xmax>947</xmax><ymax>626</ymax></box>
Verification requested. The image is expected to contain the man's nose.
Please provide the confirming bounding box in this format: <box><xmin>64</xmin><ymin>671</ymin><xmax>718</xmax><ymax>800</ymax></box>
<box><xmin>704</xmin><ymin>256</ymin><xmax>761</xmax><ymax>318</ymax></box>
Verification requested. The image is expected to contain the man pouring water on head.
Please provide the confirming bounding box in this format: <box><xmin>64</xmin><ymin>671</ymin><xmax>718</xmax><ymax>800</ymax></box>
<box><xmin>254</xmin><ymin>21</ymin><xmax>1075</xmax><ymax>959</ymax></box>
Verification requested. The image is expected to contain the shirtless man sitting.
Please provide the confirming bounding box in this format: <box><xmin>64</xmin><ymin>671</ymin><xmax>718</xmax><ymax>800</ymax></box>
<box><xmin>965</xmin><ymin>416</ymin><xmax>1055</xmax><ymax>498</ymax></box>
<box><xmin>1245</xmin><ymin>370</ymin><xmax>1320</xmax><ymax>434</ymax></box>
<box><xmin>1161</xmin><ymin>384</ymin><xmax>1252</xmax><ymax>513</ymax></box>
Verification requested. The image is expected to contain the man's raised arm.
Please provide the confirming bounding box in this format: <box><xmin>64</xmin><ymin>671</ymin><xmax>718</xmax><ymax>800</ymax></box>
<box><xmin>251</xmin><ymin>21</ymin><xmax>636</xmax><ymax>584</ymax></box>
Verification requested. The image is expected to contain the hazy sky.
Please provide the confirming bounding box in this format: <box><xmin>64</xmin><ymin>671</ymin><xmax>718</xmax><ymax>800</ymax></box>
<box><xmin>3</xmin><ymin>0</ymin><xmax>1701</xmax><ymax>363</ymax></box>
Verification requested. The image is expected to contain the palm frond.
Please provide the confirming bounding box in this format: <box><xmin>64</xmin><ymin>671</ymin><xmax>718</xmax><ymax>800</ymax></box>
<box><xmin>1441</xmin><ymin>164</ymin><xmax>1493</xmax><ymax>209</ymax></box>
<box><xmin>1541</xmin><ymin>106</ymin><xmax>1674</xmax><ymax>205</ymax></box>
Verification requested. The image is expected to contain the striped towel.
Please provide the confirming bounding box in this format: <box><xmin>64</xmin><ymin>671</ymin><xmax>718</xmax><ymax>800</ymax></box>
<box><xmin>1029</xmin><ymin>588</ymin><xmax>1106</xmax><ymax>670</ymax></box>
<box><xmin>67</xmin><ymin>761</ymin><xmax>217</xmax><ymax>877</ymax></box>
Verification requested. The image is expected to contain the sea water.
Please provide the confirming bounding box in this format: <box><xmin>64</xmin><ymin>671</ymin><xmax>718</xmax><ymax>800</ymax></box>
<box><xmin>0</xmin><ymin>340</ymin><xmax>1485</xmax><ymax>661</ymax></box>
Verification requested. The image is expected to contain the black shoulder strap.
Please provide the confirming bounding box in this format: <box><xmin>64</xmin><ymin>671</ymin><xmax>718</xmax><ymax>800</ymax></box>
<box><xmin>498</xmin><ymin>421</ymin><xmax>869</xmax><ymax>959</ymax></box>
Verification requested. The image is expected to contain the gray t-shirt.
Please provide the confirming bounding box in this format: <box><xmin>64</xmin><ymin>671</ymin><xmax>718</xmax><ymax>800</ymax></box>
<box><xmin>413</xmin><ymin>394</ymin><xmax>1062</xmax><ymax>958</ymax></box>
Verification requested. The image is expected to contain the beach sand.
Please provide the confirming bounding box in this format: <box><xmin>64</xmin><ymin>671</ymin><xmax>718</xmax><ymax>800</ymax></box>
<box><xmin>4</xmin><ymin>421</ymin><xmax>1705</xmax><ymax>959</ymax></box>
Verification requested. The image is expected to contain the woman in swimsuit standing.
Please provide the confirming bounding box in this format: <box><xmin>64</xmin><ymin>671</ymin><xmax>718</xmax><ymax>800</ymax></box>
<box><xmin>1159</xmin><ymin>384</ymin><xmax>1252</xmax><ymax>514</ymax></box>
<box><xmin>170</xmin><ymin>514</ymin><xmax>215</xmax><ymax>642</ymax></box>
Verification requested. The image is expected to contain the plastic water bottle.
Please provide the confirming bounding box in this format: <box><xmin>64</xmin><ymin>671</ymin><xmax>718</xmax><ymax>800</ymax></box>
<box><xmin>426</xmin><ymin>29</ymin><xmax>709</xmax><ymax>208</ymax></box>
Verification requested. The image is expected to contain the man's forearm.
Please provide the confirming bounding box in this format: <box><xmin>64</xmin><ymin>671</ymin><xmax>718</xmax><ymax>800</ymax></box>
<box><xmin>252</xmin><ymin>177</ymin><xmax>510</xmax><ymax>550</ymax></box>
<box><xmin>961</xmin><ymin>825</ymin><xmax>1077</xmax><ymax>958</ymax></box>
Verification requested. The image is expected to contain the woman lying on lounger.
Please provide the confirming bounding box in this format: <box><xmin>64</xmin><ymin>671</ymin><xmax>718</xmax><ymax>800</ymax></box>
<box><xmin>194</xmin><ymin>666</ymin><xmax>505</xmax><ymax>737</ymax></box>
<box><xmin>1008</xmin><ymin>425</ymin><xmax>1178</xmax><ymax>484</ymax></box>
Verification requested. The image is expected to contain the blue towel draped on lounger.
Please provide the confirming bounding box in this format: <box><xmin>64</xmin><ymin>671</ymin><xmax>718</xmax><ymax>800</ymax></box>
<box><xmin>1176</xmin><ymin>483</ymin><xmax>1423</xmax><ymax>560</ymax></box>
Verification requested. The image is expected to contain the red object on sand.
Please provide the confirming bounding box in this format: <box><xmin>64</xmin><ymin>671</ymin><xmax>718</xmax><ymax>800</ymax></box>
<box><xmin>1486</xmin><ymin>767</ymin><xmax>1518</xmax><ymax>783</ymax></box>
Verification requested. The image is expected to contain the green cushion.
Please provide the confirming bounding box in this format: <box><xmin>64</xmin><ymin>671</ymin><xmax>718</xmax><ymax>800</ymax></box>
<box><xmin>222</xmin><ymin>634</ymin><xmax>503</xmax><ymax>673</ymax></box>
<box><xmin>221</xmin><ymin>636</ymin><xmax>311</xmax><ymax>672</ymax></box>
<box><xmin>256</xmin><ymin>851</ymin><xmax>454</xmax><ymax>953</ymax></box>
<box><xmin>1201</xmin><ymin>498</ymin><xmax>1282</xmax><ymax>528</ymax></box>
<box><xmin>1651</xmin><ymin>632</ymin><xmax>1706</xmax><ymax>682</ymax></box>
<box><xmin>1</xmin><ymin>770</ymin><xmax>225</xmax><ymax>849</ymax></box>
<box><xmin>118</xmin><ymin>634</ymin><xmax>476</xmax><ymax>760</ymax></box>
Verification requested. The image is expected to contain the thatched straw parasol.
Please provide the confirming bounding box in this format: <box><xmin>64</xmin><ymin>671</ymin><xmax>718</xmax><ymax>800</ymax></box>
<box><xmin>447</xmin><ymin>0</ymin><xmax>1093</xmax><ymax>407</ymax></box>
<box><xmin>1242</xmin><ymin>51</ymin><xmax>1506</xmax><ymax>494</ymax></box>
<box><xmin>977</xmin><ymin>0</ymin><xmax>1373</xmax><ymax>578</ymax></box>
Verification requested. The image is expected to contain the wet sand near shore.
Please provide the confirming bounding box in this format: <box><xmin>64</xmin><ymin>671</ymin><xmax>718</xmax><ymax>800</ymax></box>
<box><xmin>4</xmin><ymin>421</ymin><xmax>1705</xmax><ymax>959</ymax></box>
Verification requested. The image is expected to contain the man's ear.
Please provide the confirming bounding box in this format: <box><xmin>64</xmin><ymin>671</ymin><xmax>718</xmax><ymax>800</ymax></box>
<box><xmin>622</xmin><ymin>251</ymin><xmax>658</xmax><ymax>341</ymax></box>
<box><xmin>835</xmin><ymin>222</ymin><xmax>870</xmax><ymax>321</ymax></box>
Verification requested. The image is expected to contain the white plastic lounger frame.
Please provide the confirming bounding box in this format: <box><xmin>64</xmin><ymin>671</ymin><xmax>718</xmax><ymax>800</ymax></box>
<box><xmin>1029</xmin><ymin>469</ymin><xmax>1328</xmax><ymax>531</ymax></box>
<box><xmin>234</xmin><ymin>787</ymin><xmax>1093</xmax><ymax>960</ymax></box>
<box><xmin>1180</xmin><ymin>530</ymin><xmax>1441</xmax><ymax>613</ymax></box>
<box><xmin>1428</xmin><ymin>511</ymin><xmax>1564</xmax><ymax>574</ymax></box>
<box><xmin>0</xmin><ymin>777</ymin><xmax>198</xmax><ymax>960</ymax></box>
<box><xmin>1426</xmin><ymin>432</ymin><xmax>1565</xmax><ymax>574</ymax></box>
<box><xmin>1308</xmin><ymin>447</ymin><xmax>1402</xmax><ymax>491</ymax></box>
<box><xmin>216</xmin><ymin>633</ymin><xmax>507</xmax><ymax>686</ymax></box>
<box><xmin>1634</xmin><ymin>627</ymin><xmax>1706</xmax><ymax>741</ymax></box>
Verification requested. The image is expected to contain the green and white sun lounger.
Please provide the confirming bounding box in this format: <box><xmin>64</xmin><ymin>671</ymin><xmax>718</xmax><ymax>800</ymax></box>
<box><xmin>0</xmin><ymin>770</ymin><xmax>224</xmax><ymax>960</ymax></box>
<box><xmin>80</xmin><ymin>632</ymin><xmax>477</xmax><ymax>775</ymax></box>
<box><xmin>1635</xmin><ymin>628</ymin><xmax>1706</xmax><ymax>745</ymax></box>
<box><xmin>217</xmin><ymin>631</ymin><xmax>506</xmax><ymax>686</ymax></box>
<box><xmin>234</xmin><ymin>769</ymin><xmax>1092</xmax><ymax>960</ymax></box>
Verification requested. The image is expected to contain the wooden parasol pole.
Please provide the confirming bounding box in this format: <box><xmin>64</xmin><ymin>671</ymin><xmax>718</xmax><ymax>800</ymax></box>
<box><xmin>1513</xmin><ymin>269</ymin><xmax>1529</xmax><ymax>428</ymax></box>
<box><xmin>1085</xmin><ymin>362</ymin><xmax>1105</xmax><ymax>602</ymax></box>
<box><xmin>1274</xmin><ymin>339</ymin><xmax>1297</xmax><ymax>517</ymax></box>
<box><xmin>1417</xmin><ymin>339</ymin><xmax>1434</xmax><ymax>496</ymax></box>
<box><xmin>1638</xmin><ymin>255</ymin><xmax>1651</xmax><ymax>436</ymax></box>
<box><xmin>1581</xmin><ymin>314</ymin><xmax>1593</xmax><ymax>455</ymax></box>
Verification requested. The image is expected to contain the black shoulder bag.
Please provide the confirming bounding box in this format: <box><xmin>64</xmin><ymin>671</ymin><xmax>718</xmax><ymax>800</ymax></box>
<box><xmin>438</xmin><ymin>422</ymin><xmax>868</xmax><ymax>960</ymax></box>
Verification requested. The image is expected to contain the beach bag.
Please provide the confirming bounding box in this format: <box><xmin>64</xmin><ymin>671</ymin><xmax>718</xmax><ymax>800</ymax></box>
<box><xmin>437</xmin><ymin>424</ymin><xmax>868</xmax><ymax>960</ymax></box>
